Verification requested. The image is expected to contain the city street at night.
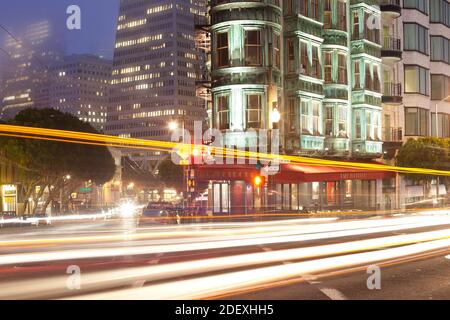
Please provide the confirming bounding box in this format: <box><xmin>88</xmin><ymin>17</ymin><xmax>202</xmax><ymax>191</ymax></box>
<box><xmin>1</xmin><ymin>0</ymin><xmax>450</xmax><ymax>309</ymax></box>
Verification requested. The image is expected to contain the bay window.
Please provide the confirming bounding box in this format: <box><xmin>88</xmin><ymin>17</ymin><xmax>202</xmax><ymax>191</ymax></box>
<box><xmin>404</xmin><ymin>65</ymin><xmax>429</xmax><ymax>95</ymax></box>
<box><xmin>246</xmin><ymin>94</ymin><xmax>262</xmax><ymax>129</ymax></box>
<box><xmin>245</xmin><ymin>30</ymin><xmax>262</xmax><ymax>66</ymax></box>
<box><xmin>405</xmin><ymin>107</ymin><xmax>429</xmax><ymax>136</ymax></box>
<box><xmin>217</xmin><ymin>95</ymin><xmax>229</xmax><ymax>130</ymax></box>
<box><xmin>217</xmin><ymin>32</ymin><xmax>229</xmax><ymax>68</ymax></box>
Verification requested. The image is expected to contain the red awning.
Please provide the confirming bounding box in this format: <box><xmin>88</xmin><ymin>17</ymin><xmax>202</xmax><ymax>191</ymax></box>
<box><xmin>195</xmin><ymin>163</ymin><xmax>395</xmax><ymax>183</ymax></box>
<box><xmin>274</xmin><ymin>163</ymin><xmax>395</xmax><ymax>183</ymax></box>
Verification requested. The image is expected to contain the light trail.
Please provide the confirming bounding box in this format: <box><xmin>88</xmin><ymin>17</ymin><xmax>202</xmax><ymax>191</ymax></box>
<box><xmin>1</xmin><ymin>227</ymin><xmax>449</xmax><ymax>300</ymax></box>
<box><xmin>0</xmin><ymin>215</ymin><xmax>448</xmax><ymax>266</ymax></box>
<box><xmin>70</xmin><ymin>237</ymin><xmax>450</xmax><ymax>300</ymax></box>
<box><xmin>1</xmin><ymin>124</ymin><xmax>450</xmax><ymax>176</ymax></box>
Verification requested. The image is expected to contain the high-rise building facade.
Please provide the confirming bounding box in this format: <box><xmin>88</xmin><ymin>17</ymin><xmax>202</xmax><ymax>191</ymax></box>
<box><xmin>106</xmin><ymin>0</ymin><xmax>207</xmax><ymax>171</ymax></box>
<box><xmin>49</xmin><ymin>55</ymin><xmax>112</xmax><ymax>131</ymax></box>
<box><xmin>401</xmin><ymin>0</ymin><xmax>450</xmax><ymax>139</ymax></box>
<box><xmin>0</xmin><ymin>21</ymin><xmax>63</xmax><ymax>119</ymax></box>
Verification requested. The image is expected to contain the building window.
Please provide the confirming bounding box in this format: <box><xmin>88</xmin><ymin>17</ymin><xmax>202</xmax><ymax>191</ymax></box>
<box><xmin>337</xmin><ymin>0</ymin><xmax>347</xmax><ymax>31</ymax></box>
<box><xmin>365</xmin><ymin>63</ymin><xmax>373</xmax><ymax>91</ymax></box>
<box><xmin>405</xmin><ymin>107</ymin><xmax>429</xmax><ymax>136</ymax></box>
<box><xmin>374</xmin><ymin>112</ymin><xmax>380</xmax><ymax>140</ymax></box>
<box><xmin>404</xmin><ymin>0</ymin><xmax>429</xmax><ymax>14</ymax></box>
<box><xmin>217</xmin><ymin>32</ymin><xmax>229</xmax><ymax>68</ymax></box>
<box><xmin>431</xmin><ymin>36</ymin><xmax>450</xmax><ymax>64</ymax></box>
<box><xmin>301</xmin><ymin>100</ymin><xmax>310</xmax><ymax>134</ymax></box>
<box><xmin>311</xmin><ymin>0</ymin><xmax>320</xmax><ymax>21</ymax></box>
<box><xmin>431</xmin><ymin>74</ymin><xmax>450</xmax><ymax>100</ymax></box>
<box><xmin>325</xmin><ymin>105</ymin><xmax>334</xmax><ymax>136</ymax></box>
<box><xmin>355</xmin><ymin>111</ymin><xmax>361</xmax><ymax>139</ymax></box>
<box><xmin>430</xmin><ymin>0</ymin><xmax>450</xmax><ymax>26</ymax></box>
<box><xmin>404</xmin><ymin>23</ymin><xmax>429</xmax><ymax>54</ymax></box>
<box><xmin>364</xmin><ymin>12</ymin><xmax>380</xmax><ymax>44</ymax></box>
<box><xmin>366</xmin><ymin>112</ymin><xmax>372</xmax><ymax>140</ymax></box>
<box><xmin>312</xmin><ymin>101</ymin><xmax>321</xmax><ymax>134</ymax></box>
<box><xmin>324</xmin><ymin>0</ymin><xmax>332</xmax><ymax>29</ymax></box>
<box><xmin>353</xmin><ymin>60</ymin><xmax>361</xmax><ymax>89</ymax></box>
<box><xmin>245</xmin><ymin>30</ymin><xmax>262</xmax><ymax>66</ymax></box>
<box><xmin>273</xmin><ymin>33</ymin><xmax>281</xmax><ymax>69</ymax></box>
<box><xmin>288</xmin><ymin>98</ymin><xmax>297</xmax><ymax>133</ymax></box>
<box><xmin>432</xmin><ymin>113</ymin><xmax>450</xmax><ymax>137</ymax></box>
<box><xmin>217</xmin><ymin>95</ymin><xmax>229</xmax><ymax>130</ymax></box>
<box><xmin>285</xmin><ymin>0</ymin><xmax>294</xmax><ymax>15</ymax></box>
<box><xmin>300</xmin><ymin>41</ymin><xmax>308</xmax><ymax>75</ymax></box>
<box><xmin>352</xmin><ymin>11</ymin><xmax>360</xmax><ymax>39</ymax></box>
<box><xmin>338</xmin><ymin>53</ymin><xmax>347</xmax><ymax>84</ymax></box>
<box><xmin>287</xmin><ymin>39</ymin><xmax>295</xmax><ymax>73</ymax></box>
<box><xmin>299</xmin><ymin>0</ymin><xmax>308</xmax><ymax>16</ymax></box>
<box><xmin>338</xmin><ymin>106</ymin><xmax>348</xmax><ymax>137</ymax></box>
<box><xmin>311</xmin><ymin>46</ymin><xmax>320</xmax><ymax>78</ymax></box>
<box><xmin>324</xmin><ymin>52</ymin><xmax>332</xmax><ymax>83</ymax></box>
<box><xmin>301</xmin><ymin>42</ymin><xmax>321</xmax><ymax>79</ymax></box>
<box><xmin>404</xmin><ymin>65</ymin><xmax>429</xmax><ymax>95</ymax></box>
<box><xmin>246</xmin><ymin>94</ymin><xmax>262</xmax><ymax>129</ymax></box>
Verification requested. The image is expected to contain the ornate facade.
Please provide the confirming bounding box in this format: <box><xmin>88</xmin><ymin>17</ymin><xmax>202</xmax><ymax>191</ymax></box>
<box><xmin>210</xmin><ymin>0</ymin><xmax>385</xmax><ymax>158</ymax></box>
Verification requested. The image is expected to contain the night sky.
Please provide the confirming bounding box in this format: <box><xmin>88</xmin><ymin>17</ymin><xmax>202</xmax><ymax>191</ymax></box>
<box><xmin>0</xmin><ymin>0</ymin><xmax>120</xmax><ymax>60</ymax></box>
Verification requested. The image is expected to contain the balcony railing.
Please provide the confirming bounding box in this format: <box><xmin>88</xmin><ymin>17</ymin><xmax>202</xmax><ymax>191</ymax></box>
<box><xmin>383</xmin><ymin>36</ymin><xmax>401</xmax><ymax>51</ymax></box>
<box><xmin>383</xmin><ymin>82</ymin><xmax>402</xmax><ymax>96</ymax></box>
<box><xmin>382</xmin><ymin>82</ymin><xmax>402</xmax><ymax>104</ymax></box>
<box><xmin>380</xmin><ymin>0</ymin><xmax>401</xmax><ymax>6</ymax></box>
<box><xmin>384</xmin><ymin>127</ymin><xmax>403</xmax><ymax>142</ymax></box>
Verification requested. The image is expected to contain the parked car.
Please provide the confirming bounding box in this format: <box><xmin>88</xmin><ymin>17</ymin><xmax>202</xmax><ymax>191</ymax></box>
<box><xmin>139</xmin><ymin>203</ymin><xmax>180</xmax><ymax>225</ymax></box>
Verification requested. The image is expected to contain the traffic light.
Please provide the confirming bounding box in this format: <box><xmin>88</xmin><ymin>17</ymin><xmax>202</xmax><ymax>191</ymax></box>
<box><xmin>253</xmin><ymin>175</ymin><xmax>264</xmax><ymax>187</ymax></box>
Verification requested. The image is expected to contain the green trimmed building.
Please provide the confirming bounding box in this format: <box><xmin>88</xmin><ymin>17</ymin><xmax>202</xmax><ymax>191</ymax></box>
<box><xmin>211</xmin><ymin>0</ymin><xmax>383</xmax><ymax>158</ymax></box>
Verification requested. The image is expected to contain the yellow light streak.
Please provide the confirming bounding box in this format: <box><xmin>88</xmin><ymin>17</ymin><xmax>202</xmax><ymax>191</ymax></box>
<box><xmin>1</xmin><ymin>124</ymin><xmax>449</xmax><ymax>176</ymax></box>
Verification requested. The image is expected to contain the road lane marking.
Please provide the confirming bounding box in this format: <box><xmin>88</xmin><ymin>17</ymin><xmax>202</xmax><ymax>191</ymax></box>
<box><xmin>318</xmin><ymin>287</ymin><xmax>347</xmax><ymax>300</ymax></box>
<box><xmin>132</xmin><ymin>280</ymin><xmax>146</xmax><ymax>288</ymax></box>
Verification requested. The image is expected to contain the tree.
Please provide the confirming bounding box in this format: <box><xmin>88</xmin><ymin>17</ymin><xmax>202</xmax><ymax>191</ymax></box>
<box><xmin>0</xmin><ymin>108</ymin><xmax>116</xmax><ymax>214</ymax></box>
<box><xmin>397</xmin><ymin>137</ymin><xmax>450</xmax><ymax>198</ymax></box>
<box><xmin>157</xmin><ymin>156</ymin><xmax>184</xmax><ymax>191</ymax></box>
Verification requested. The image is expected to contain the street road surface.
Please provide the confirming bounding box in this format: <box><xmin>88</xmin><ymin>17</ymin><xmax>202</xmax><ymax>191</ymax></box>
<box><xmin>0</xmin><ymin>210</ymin><xmax>449</xmax><ymax>300</ymax></box>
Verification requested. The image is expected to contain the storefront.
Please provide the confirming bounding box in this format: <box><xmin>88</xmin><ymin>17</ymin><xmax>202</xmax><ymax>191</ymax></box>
<box><xmin>1</xmin><ymin>184</ymin><xmax>17</xmax><ymax>214</ymax></box>
<box><xmin>196</xmin><ymin>163</ymin><xmax>395</xmax><ymax>215</ymax></box>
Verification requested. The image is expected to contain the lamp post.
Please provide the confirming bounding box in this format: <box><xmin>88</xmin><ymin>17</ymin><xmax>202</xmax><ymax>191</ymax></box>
<box><xmin>168</xmin><ymin>116</ymin><xmax>188</xmax><ymax>211</ymax></box>
<box><xmin>268</xmin><ymin>105</ymin><xmax>281</xmax><ymax>213</ymax></box>
<box><xmin>434</xmin><ymin>95</ymin><xmax>450</xmax><ymax>138</ymax></box>
<box><xmin>60</xmin><ymin>175</ymin><xmax>71</xmax><ymax>214</ymax></box>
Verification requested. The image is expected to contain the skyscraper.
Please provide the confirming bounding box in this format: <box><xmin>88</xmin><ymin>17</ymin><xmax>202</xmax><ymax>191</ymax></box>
<box><xmin>49</xmin><ymin>54</ymin><xmax>112</xmax><ymax>131</ymax></box>
<box><xmin>106</xmin><ymin>0</ymin><xmax>207</xmax><ymax>172</ymax></box>
<box><xmin>0</xmin><ymin>21</ymin><xmax>63</xmax><ymax>119</ymax></box>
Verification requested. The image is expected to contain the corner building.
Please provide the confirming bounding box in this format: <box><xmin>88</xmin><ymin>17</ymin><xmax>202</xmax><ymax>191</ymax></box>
<box><xmin>196</xmin><ymin>0</ymin><xmax>396</xmax><ymax>215</ymax></box>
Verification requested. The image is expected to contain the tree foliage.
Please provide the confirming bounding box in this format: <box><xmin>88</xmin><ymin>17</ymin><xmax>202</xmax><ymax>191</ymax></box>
<box><xmin>396</xmin><ymin>137</ymin><xmax>450</xmax><ymax>182</ymax></box>
<box><xmin>0</xmin><ymin>108</ymin><xmax>116</xmax><ymax>213</ymax></box>
<box><xmin>157</xmin><ymin>156</ymin><xmax>184</xmax><ymax>190</ymax></box>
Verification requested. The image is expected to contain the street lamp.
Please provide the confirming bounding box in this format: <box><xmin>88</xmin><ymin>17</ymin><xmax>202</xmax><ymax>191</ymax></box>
<box><xmin>270</xmin><ymin>106</ymin><xmax>281</xmax><ymax>128</ymax></box>
<box><xmin>433</xmin><ymin>95</ymin><xmax>449</xmax><ymax>207</ymax></box>
<box><xmin>168</xmin><ymin>121</ymin><xmax>179</xmax><ymax>131</ymax></box>
<box><xmin>434</xmin><ymin>95</ymin><xmax>450</xmax><ymax>137</ymax></box>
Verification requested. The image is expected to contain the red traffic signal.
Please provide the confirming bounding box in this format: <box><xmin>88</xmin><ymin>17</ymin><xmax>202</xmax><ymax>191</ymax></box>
<box><xmin>253</xmin><ymin>175</ymin><xmax>264</xmax><ymax>187</ymax></box>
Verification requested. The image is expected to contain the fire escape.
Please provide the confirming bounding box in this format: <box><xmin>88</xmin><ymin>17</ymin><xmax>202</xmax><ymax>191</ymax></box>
<box><xmin>194</xmin><ymin>6</ymin><xmax>212</xmax><ymax>128</ymax></box>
